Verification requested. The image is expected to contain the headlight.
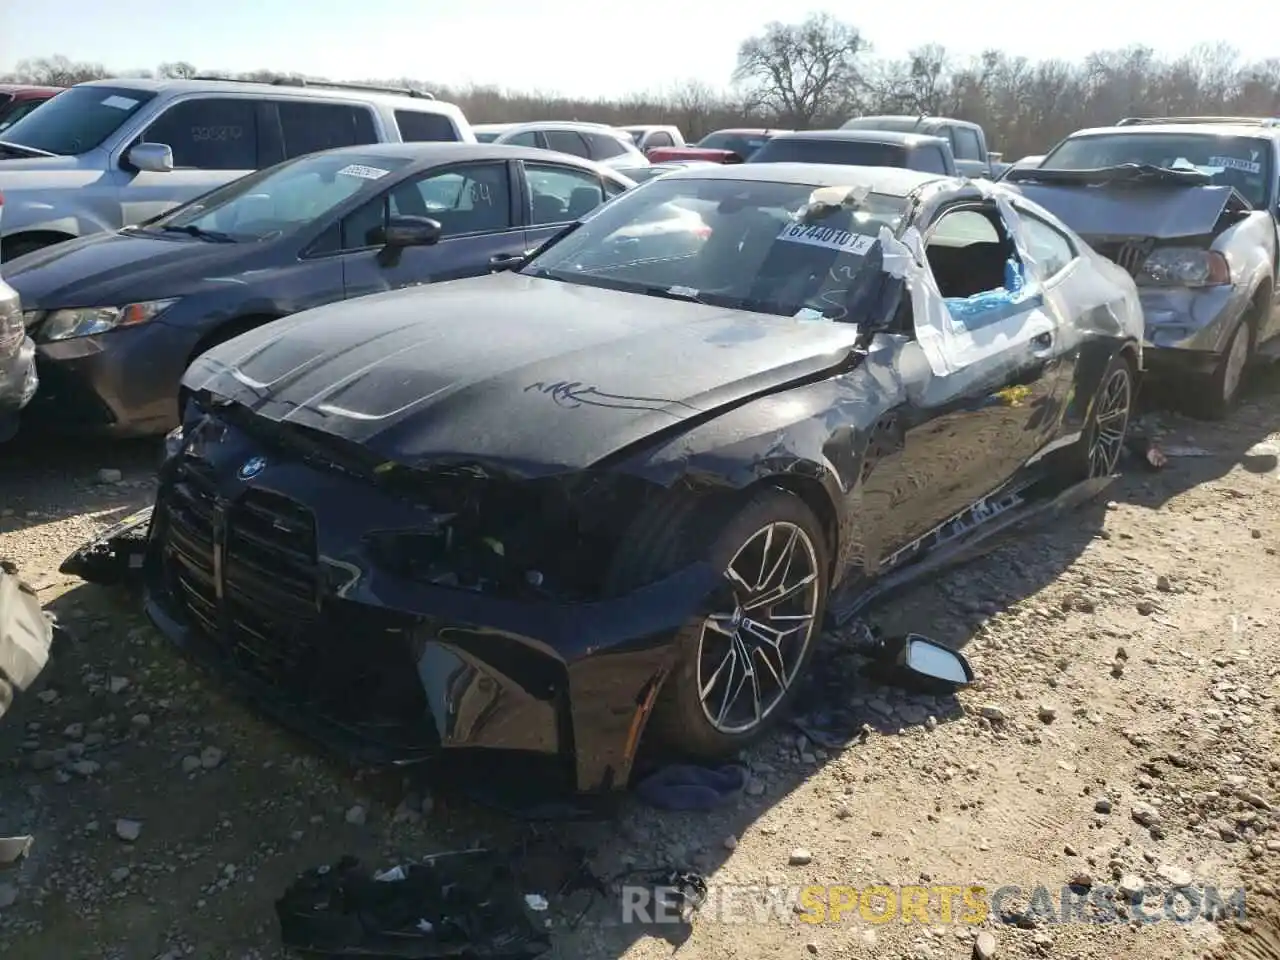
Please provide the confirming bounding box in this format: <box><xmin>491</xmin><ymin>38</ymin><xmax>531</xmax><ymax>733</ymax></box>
<box><xmin>39</xmin><ymin>298</ymin><xmax>179</xmax><ymax>342</ymax></box>
<box><xmin>0</xmin><ymin>292</ymin><xmax>22</xmax><ymax>357</ymax></box>
<box><xmin>1139</xmin><ymin>248</ymin><xmax>1230</xmax><ymax>288</ymax></box>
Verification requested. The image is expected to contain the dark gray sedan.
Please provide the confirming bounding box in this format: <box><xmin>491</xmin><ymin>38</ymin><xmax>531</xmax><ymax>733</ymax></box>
<box><xmin>3</xmin><ymin>143</ymin><xmax>634</xmax><ymax>437</ymax></box>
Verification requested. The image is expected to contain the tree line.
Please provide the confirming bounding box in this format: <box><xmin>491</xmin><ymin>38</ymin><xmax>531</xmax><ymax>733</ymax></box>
<box><xmin>6</xmin><ymin>14</ymin><xmax>1280</xmax><ymax>159</ymax></box>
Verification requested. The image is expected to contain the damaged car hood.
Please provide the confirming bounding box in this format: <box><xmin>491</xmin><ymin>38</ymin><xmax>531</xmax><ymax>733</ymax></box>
<box><xmin>1007</xmin><ymin>180</ymin><xmax>1245</xmax><ymax>239</ymax></box>
<box><xmin>183</xmin><ymin>272</ymin><xmax>865</xmax><ymax>474</ymax></box>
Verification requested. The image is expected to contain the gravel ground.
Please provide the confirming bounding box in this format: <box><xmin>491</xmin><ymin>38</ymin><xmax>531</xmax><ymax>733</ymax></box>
<box><xmin>0</xmin><ymin>381</ymin><xmax>1278</xmax><ymax>960</ymax></box>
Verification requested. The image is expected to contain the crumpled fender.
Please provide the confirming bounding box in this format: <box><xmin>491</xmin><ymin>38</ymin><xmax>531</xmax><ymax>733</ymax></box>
<box><xmin>0</xmin><ymin>562</ymin><xmax>54</xmax><ymax>723</ymax></box>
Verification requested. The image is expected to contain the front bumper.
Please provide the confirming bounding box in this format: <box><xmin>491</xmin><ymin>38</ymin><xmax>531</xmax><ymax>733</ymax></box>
<box><xmin>139</xmin><ymin>441</ymin><xmax>719</xmax><ymax>795</ymax></box>
<box><xmin>23</xmin><ymin>321</ymin><xmax>201</xmax><ymax>437</ymax></box>
<box><xmin>1138</xmin><ymin>284</ymin><xmax>1250</xmax><ymax>374</ymax></box>
<box><xmin>0</xmin><ymin>336</ymin><xmax>38</xmax><ymax>441</ymax></box>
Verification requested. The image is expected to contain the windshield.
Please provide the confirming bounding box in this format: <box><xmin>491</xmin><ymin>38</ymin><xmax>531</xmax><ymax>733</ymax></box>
<box><xmin>1042</xmin><ymin>132</ymin><xmax>1274</xmax><ymax>208</ymax></box>
<box><xmin>522</xmin><ymin>176</ymin><xmax>908</xmax><ymax>320</ymax></box>
<box><xmin>148</xmin><ymin>151</ymin><xmax>412</xmax><ymax>242</ymax></box>
<box><xmin>696</xmin><ymin>132</ymin><xmax>770</xmax><ymax>159</ymax></box>
<box><xmin>474</xmin><ymin>130</ymin><xmax>501</xmax><ymax>143</ymax></box>
<box><xmin>751</xmin><ymin>138</ymin><xmax>909</xmax><ymax>168</ymax></box>
<box><xmin>1</xmin><ymin>85</ymin><xmax>156</xmax><ymax>155</ymax></box>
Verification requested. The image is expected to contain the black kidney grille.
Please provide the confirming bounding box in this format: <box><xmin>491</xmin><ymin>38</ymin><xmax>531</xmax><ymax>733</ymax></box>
<box><xmin>162</xmin><ymin>474</ymin><xmax>321</xmax><ymax>685</ymax></box>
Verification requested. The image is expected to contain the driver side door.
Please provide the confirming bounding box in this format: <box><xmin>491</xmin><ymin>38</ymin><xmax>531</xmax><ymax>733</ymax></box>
<box><xmin>337</xmin><ymin>160</ymin><xmax>529</xmax><ymax>299</ymax></box>
<box><xmin>860</xmin><ymin>201</ymin><xmax>1070</xmax><ymax>566</ymax></box>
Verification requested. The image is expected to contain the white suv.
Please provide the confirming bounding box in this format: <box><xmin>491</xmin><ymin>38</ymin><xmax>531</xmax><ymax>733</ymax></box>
<box><xmin>472</xmin><ymin>121</ymin><xmax>648</xmax><ymax>170</ymax></box>
<box><xmin>0</xmin><ymin>78</ymin><xmax>475</xmax><ymax>260</ymax></box>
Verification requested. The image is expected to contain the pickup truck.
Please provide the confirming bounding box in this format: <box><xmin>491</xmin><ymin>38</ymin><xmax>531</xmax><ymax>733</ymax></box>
<box><xmin>647</xmin><ymin>128</ymin><xmax>790</xmax><ymax>164</ymax></box>
<box><xmin>840</xmin><ymin>115</ymin><xmax>994</xmax><ymax>178</ymax></box>
<box><xmin>746</xmin><ymin>129</ymin><xmax>958</xmax><ymax>175</ymax></box>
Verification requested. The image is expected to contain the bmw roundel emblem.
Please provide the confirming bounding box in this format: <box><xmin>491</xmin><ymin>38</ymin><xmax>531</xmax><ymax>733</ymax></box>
<box><xmin>238</xmin><ymin>456</ymin><xmax>267</xmax><ymax>481</ymax></box>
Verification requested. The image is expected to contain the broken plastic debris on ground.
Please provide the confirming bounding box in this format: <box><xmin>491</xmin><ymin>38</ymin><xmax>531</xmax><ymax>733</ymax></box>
<box><xmin>275</xmin><ymin>850</ymin><xmax>552</xmax><ymax>959</ymax></box>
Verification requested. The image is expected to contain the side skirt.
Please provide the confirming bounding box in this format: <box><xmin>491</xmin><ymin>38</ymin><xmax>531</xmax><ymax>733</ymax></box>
<box><xmin>826</xmin><ymin>473</ymin><xmax>1115</xmax><ymax>628</ymax></box>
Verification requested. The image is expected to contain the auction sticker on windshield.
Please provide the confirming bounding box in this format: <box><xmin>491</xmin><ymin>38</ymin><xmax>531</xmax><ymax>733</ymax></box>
<box><xmin>1208</xmin><ymin>156</ymin><xmax>1261</xmax><ymax>174</ymax></box>
<box><xmin>778</xmin><ymin>222</ymin><xmax>876</xmax><ymax>255</ymax></box>
<box><xmin>336</xmin><ymin>164</ymin><xmax>390</xmax><ymax>181</ymax></box>
<box><xmin>102</xmin><ymin>95</ymin><xmax>139</xmax><ymax>111</ymax></box>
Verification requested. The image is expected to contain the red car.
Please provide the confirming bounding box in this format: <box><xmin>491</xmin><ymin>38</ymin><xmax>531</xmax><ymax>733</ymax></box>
<box><xmin>647</xmin><ymin>128</ymin><xmax>791</xmax><ymax>164</ymax></box>
<box><xmin>0</xmin><ymin>85</ymin><xmax>63</xmax><ymax>133</ymax></box>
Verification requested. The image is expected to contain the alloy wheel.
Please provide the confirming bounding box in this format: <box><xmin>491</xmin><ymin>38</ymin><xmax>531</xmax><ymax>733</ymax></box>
<box><xmin>1222</xmin><ymin>322</ymin><xmax>1250</xmax><ymax>405</ymax></box>
<box><xmin>1088</xmin><ymin>366</ymin><xmax>1131</xmax><ymax>478</ymax></box>
<box><xmin>696</xmin><ymin>521</ymin><xmax>821</xmax><ymax>735</ymax></box>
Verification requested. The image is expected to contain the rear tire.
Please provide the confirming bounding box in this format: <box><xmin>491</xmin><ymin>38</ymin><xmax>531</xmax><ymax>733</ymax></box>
<box><xmin>608</xmin><ymin>487</ymin><xmax>830</xmax><ymax>760</ymax></box>
<box><xmin>1188</xmin><ymin>314</ymin><xmax>1252</xmax><ymax>421</ymax></box>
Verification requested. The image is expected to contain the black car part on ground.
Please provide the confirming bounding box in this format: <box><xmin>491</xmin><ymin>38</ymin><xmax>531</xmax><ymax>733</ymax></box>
<box><xmin>276</xmin><ymin>852</ymin><xmax>551</xmax><ymax>959</ymax></box>
<box><xmin>0</xmin><ymin>560</ymin><xmax>55</xmax><ymax>723</ymax></box>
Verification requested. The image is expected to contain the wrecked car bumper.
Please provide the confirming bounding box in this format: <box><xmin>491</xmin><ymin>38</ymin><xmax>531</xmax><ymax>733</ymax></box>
<box><xmin>23</xmin><ymin>321</ymin><xmax>199</xmax><ymax>437</ymax></box>
<box><xmin>1138</xmin><ymin>284</ymin><xmax>1253</xmax><ymax>375</ymax></box>
<box><xmin>0</xmin><ymin>562</ymin><xmax>54</xmax><ymax>724</ymax></box>
<box><xmin>139</xmin><ymin>455</ymin><xmax>720</xmax><ymax>794</ymax></box>
<box><xmin>0</xmin><ymin>336</ymin><xmax>38</xmax><ymax>441</ymax></box>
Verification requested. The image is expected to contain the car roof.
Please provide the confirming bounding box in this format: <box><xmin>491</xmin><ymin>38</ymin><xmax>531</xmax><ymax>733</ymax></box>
<box><xmin>70</xmin><ymin>77</ymin><xmax>457</xmax><ymax>110</ymax></box>
<box><xmin>0</xmin><ymin>84</ymin><xmax>64</xmax><ymax>97</ymax></box>
<box><xmin>303</xmin><ymin>141</ymin><xmax>635</xmax><ymax>178</ymax></box>
<box><xmin>660</xmin><ymin>162</ymin><xmax>955</xmax><ymax>196</ymax></box>
<box><xmin>708</xmin><ymin>128</ymin><xmax>783</xmax><ymax>136</ymax></box>
<box><xmin>1065</xmin><ymin>123</ymin><xmax>1277</xmax><ymax>140</ymax></box>
<box><xmin>847</xmin><ymin>115</ymin><xmax>976</xmax><ymax>127</ymax></box>
<box><xmin>770</xmin><ymin>129</ymin><xmax>947</xmax><ymax>147</ymax></box>
<box><xmin>490</xmin><ymin>120</ymin><xmax>621</xmax><ymax>135</ymax></box>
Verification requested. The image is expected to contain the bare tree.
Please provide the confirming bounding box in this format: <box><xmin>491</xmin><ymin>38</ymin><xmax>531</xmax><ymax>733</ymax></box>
<box><xmin>7</xmin><ymin>40</ymin><xmax>1280</xmax><ymax>160</ymax></box>
<box><xmin>733</xmin><ymin>14</ymin><xmax>866</xmax><ymax>127</ymax></box>
<box><xmin>9</xmin><ymin>55</ymin><xmax>111</xmax><ymax>86</ymax></box>
<box><xmin>156</xmin><ymin>61</ymin><xmax>199</xmax><ymax>79</ymax></box>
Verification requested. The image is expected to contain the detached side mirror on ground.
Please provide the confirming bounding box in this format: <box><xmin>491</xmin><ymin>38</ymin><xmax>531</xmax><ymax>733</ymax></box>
<box><xmin>867</xmin><ymin>633</ymin><xmax>975</xmax><ymax>694</ymax></box>
<box><xmin>126</xmin><ymin>142</ymin><xmax>174</xmax><ymax>174</ymax></box>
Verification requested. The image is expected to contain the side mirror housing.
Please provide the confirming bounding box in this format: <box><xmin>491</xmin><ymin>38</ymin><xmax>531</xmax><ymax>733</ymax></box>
<box><xmin>126</xmin><ymin>142</ymin><xmax>174</xmax><ymax>174</ymax></box>
<box><xmin>869</xmin><ymin>632</ymin><xmax>975</xmax><ymax>694</ymax></box>
<box><xmin>374</xmin><ymin>215</ymin><xmax>442</xmax><ymax>249</ymax></box>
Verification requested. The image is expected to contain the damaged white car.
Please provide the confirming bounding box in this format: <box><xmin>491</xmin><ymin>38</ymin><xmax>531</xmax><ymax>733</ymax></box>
<box><xmin>1006</xmin><ymin>117</ymin><xmax>1280</xmax><ymax>418</ymax></box>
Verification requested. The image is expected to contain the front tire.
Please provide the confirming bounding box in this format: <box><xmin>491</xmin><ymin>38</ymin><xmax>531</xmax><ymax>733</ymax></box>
<box><xmin>1188</xmin><ymin>315</ymin><xmax>1251</xmax><ymax>421</ymax></box>
<box><xmin>610</xmin><ymin>487</ymin><xmax>830</xmax><ymax>760</ymax></box>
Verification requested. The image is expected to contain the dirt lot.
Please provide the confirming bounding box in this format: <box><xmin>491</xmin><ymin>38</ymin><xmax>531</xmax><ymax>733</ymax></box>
<box><xmin>0</xmin><ymin>381</ymin><xmax>1278</xmax><ymax>960</ymax></box>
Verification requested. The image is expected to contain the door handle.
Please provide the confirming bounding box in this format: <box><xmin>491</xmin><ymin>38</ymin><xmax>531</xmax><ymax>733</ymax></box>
<box><xmin>489</xmin><ymin>252</ymin><xmax>526</xmax><ymax>272</ymax></box>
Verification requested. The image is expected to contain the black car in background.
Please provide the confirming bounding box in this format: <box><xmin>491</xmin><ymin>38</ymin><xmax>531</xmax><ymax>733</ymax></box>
<box><xmin>3</xmin><ymin>143</ymin><xmax>633</xmax><ymax>437</ymax></box>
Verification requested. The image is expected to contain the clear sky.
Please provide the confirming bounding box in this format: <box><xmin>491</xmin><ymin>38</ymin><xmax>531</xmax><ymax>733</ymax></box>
<box><xmin>0</xmin><ymin>1</ymin><xmax>1268</xmax><ymax>100</ymax></box>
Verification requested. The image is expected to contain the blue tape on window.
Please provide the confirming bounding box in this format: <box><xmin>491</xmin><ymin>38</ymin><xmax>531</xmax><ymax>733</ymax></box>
<box><xmin>944</xmin><ymin>258</ymin><xmax>1039</xmax><ymax>330</ymax></box>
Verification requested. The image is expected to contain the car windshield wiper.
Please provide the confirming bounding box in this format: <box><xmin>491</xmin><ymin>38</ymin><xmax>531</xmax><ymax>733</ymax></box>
<box><xmin>160</xmin><ymin>224</ymin><xmax>238</xmax><ymax>243</ymax></box>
